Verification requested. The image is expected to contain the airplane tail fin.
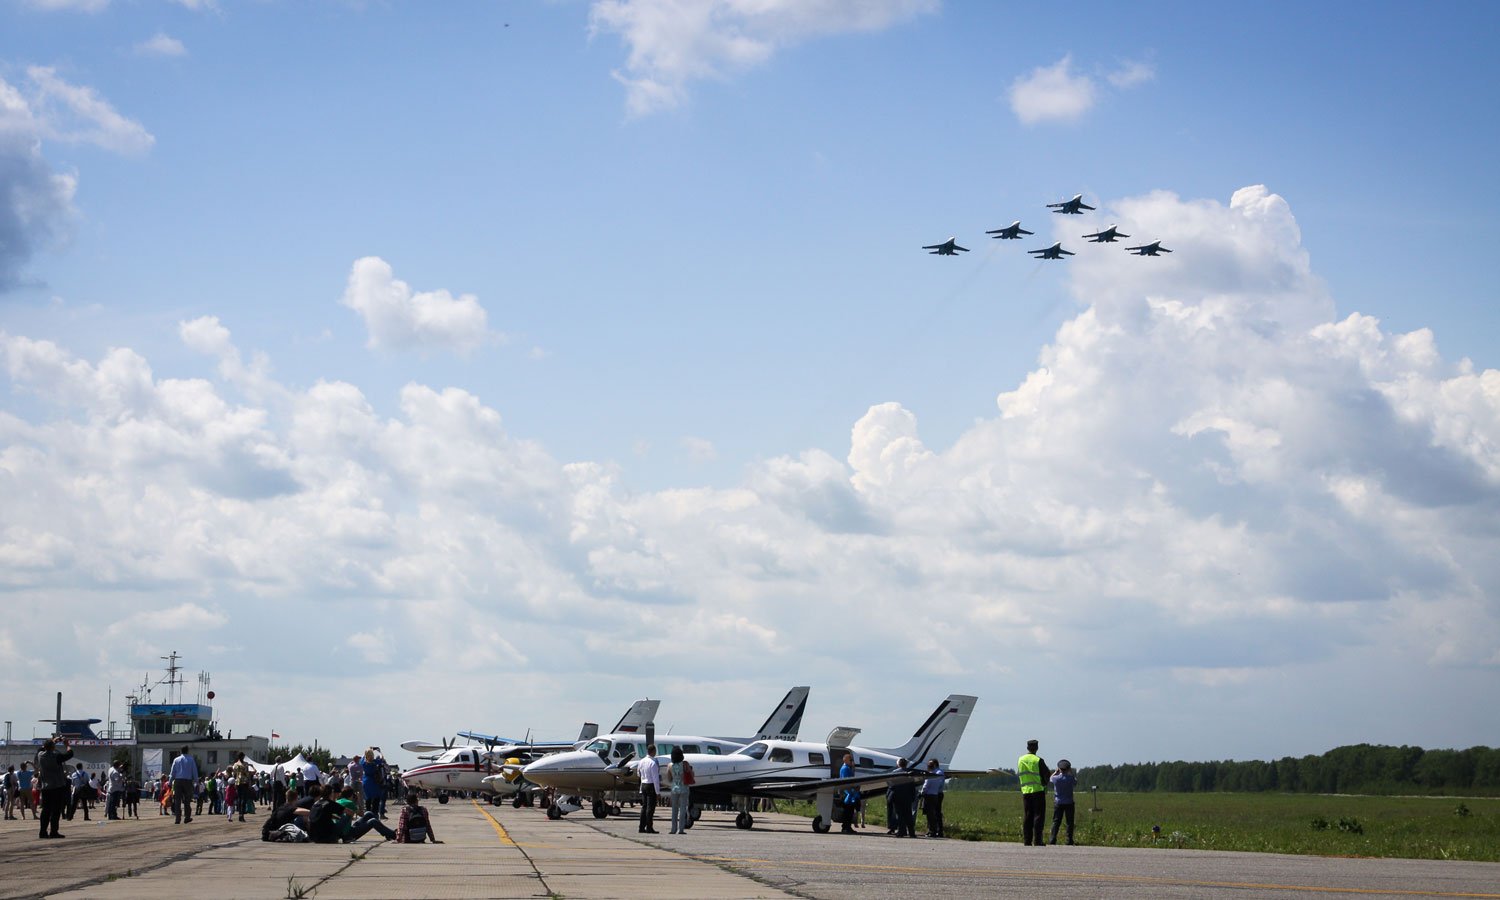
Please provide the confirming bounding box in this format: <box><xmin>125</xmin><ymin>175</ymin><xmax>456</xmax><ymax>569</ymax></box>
<box><xmin>611</xmin><ymin>699</ymin><xmax>660</xmax><ymax>735</ymax></box>
<box><xmin>753</xmin><ymin>686</ymin><xmax>810</xmax><ymax>741</ymax></box>
<box><xmin>875</xmin><ymin>694</ymin><xmax>978</xmax><ymax>766</ymax></box>
<box><xmin>576</xmin><ymin>722</ymin><xmax>599</xmax><ymax>742</ymax></box>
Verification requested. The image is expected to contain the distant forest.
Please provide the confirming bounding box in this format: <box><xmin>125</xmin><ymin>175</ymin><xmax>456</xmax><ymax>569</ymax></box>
<box><xmin>952</xmin><ymin>744</ymin><xmax>1500</xmax><ymax>796</ymax></box>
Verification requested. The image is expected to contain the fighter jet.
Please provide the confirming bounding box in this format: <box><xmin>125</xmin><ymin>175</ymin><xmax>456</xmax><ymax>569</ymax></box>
<box><xmin>1027</xmin><ymin>242</ymin><xmax>1074</xmax><ymax>260</ymax></box>
<box><xmin>985</xmin><ymin>221</ymin><xmax>1033</xmax><ymax>240</ymax></box>
<box><xmin>1046</xmin><ymin>194</ymin><xmax>1095</xmax><ymax>215</ymax></box>
<box><xmin>922</xmin><ymin>238</ymin><xmax>969</xmax><ymax>256</ymax></box>
<box><xmin>1082</xmin><ymin>225</ymin><xmax>1129</xmax><ymax>243</ymax></box>
<box><xmin>1125</xmin><ymin>241</ymin><xmax>1172</xmax><ymax>256</ymax></box>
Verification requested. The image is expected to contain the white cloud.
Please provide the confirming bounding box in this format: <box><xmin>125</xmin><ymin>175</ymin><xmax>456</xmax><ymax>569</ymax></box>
<box><xmin>339</xmin><ymin>256</ymin><xmax>494</xmax><ymax>354</ymax></box>
<box><xmin>1</xmin><ymin>186</ymin><xmax>1497</xmax><ymax>765</ymax></box>
<box><xmin>589</xmin><ymin>0</ymin><xmax>938</xmax><ymax>116</ymax></box>
<box><xmin>135</xmin><ymin>32</ymin><xmax>188</xmax><ymax>58</ymax></box>
<box><xmin>25</xmin><ymin>67</ymin><xmax>155</xmax><ymax>154</ymax></box>
<box><xmin>1008</xmin><ymin>54</ymin><xmax>1155</xmax><ymax>126</ymax></box>
<box><xmin>0</xmin><ymin>77</ymin><xmax>78</xmax><ymax>290</ymax></box>
<box><xmin>681</xmin><ymin>435</ymin><xmax>717</xmax><ymax>462</ymax></box>
<box><xmin>1009</xmin><ymin>54</ymin><xmax>1096</xmax><ymax>125</ymax></box>
<box><xmin>22</xmin><ymin>0</ymin><xmax>110</xmax><ymax>11</ymax></box>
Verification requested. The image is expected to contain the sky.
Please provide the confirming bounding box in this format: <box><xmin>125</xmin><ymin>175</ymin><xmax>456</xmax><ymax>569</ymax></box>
<box><xmin>2</xmin><ymin>1</ymin><xmax>1498</xmax><ymax>774</ymax></box>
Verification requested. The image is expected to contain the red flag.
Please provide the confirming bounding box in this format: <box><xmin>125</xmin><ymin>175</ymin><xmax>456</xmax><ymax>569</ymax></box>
<box><xmin>271</xmin><ymin>731</ymin><xmax>281</xmax><ymax>739</ymax></box>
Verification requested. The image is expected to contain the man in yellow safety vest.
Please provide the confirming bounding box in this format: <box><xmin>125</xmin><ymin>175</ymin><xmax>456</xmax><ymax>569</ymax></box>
<box><xmin>1017</xmin><ymin>739</ymin><xmax>1050</xmax><ymax>846</ymax></box>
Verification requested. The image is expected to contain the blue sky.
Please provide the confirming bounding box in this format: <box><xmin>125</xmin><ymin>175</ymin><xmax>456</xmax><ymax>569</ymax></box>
<box><xmin>2</xmin><ymin>1</ymin><xmax>1498</xmax><ymax>771</ymax></box>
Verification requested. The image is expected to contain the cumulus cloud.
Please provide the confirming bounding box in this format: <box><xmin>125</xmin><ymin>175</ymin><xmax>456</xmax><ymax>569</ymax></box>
<box><xmin>339</xmin><ymin>256</ymin><xmax>494</xmax><ymax>354</ymax></box>
<box><xmin>589</xmin><ymin>0</ymin><xmax>938</xmax><ymax>116</ymax></box>
<box><xmin>1008</xmin><ymin>54</ymin><xmax>1154</xmax><ymax>125</ymax></box>
<box><xmin>135</xmin><ymin>33</ymin><xmax>188</xmax><ymax>57</ymax></box>
<box><xmin>0</xmin><ymin>78</ymin><xmax>78</xmax><ymax>291</ymax></box>
<box><xmin>2</xmin><ymin>186</ymin><xmax>1497</xmax><ymax>763</ymax></box>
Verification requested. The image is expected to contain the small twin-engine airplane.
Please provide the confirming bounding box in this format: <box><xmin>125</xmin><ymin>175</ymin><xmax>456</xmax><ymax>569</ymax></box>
<box><xmin>922</xmin><ymin>238</ymin><xmax>969</xmax><ymax>256</ymax></box>
<box><xmin>1125</xmin><ymin>240</ymin><xmax>1172</xmax><ymax>256</ymax></box>
<box><xmin>1028</xmin><ymin>242</ymin><xmax>1075</xmax><ymax>260</ymax></box>
<box><xmin>1047</xmin><ymin>193</ymin><xmax>1095</xmax><ymax>215</ymax></box>
<box><xmin>521</xmin><ymin>686</ymin><xmax>811</xmax><ymax>820</ymax></box>
<box><xmin>985</xmin><ymin>221</ymin><xmax>1033</xmax><ymax>240</ymax></box>
<box><xmin>1082</xmin><ymin>225</ymin><xmax>1129</xmax><ymax>243</ymax></box>
<box><xmin>401</xmin><ymin>699</ymin><xmax>659</xmax><ymax>803</ymax></box>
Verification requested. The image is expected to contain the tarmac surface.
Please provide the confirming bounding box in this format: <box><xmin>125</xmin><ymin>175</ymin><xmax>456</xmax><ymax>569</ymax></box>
<box><xmin>2</xmin><ymin>799</ymin><xmax>1498</xmax><ymax>899</ymax></box>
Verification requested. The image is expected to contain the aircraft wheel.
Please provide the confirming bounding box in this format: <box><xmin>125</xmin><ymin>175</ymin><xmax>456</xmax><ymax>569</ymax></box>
<box><xmin>611</xmin><ymin>804</ymin><xmax>622</xmax><ymax>817</ymax></box>
<box><xmin>437</xmin><ymin>793</ymin><xmax>450</xmax><ymax>805</ymax></box>
<box><xmin>592</xmin><ymin>801</ymin><xmax>609</xmax><ymax>819</ymax></box>
<box><xmin>690</xmin><ymin>806</ymin><xmax>701</xmax><ymax>822</ymax></box>
<box><xmin>812</xmin><ymin>816</ymin><xmax>830</xmax><ymax>834</ymax></box>
<box><xmin>546</xmin><ymin>804</ymin><xmax>562</xmax><ymax>820</ymax></box>
<box><xmin>735</xmin><ymin>811</ymin><xmax>753</xmax><ymax>830</ymax></box>
<box><xmin>512</xmin><ymin>795</ymin><xmax>523</xmax><ymax>808</ymax></box>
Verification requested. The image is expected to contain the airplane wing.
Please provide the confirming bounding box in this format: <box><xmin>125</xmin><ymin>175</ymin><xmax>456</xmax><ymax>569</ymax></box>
<box><xmin>953</xmin><ymin>244</ymin><xmax>970</xmax><ymax>252</ymax></box>
<box><xmin>1078</xmin><ymin>201</ymin><xmax>1095</xmax><ymax>211</ymax></box>
<box><xmin>748</xmin><ymin>770</ymin><xmax>929</xmax><ymax>801</ymax></box>
<box><xmin>921</xmin><ymin>244</ymin><xmax>943</xmax><ymax>250</ymax></box>
<box><xmin>457</xmin><ymin>729</ymin><xmax>526</xmax><ymax>747</ymax></box>
<box><xmin>400</xmin><ymin>740</ymin><xmax>449</xmax><ymax>754</ymax></box>
<box><xmin>1061</xmin><ymin>248</ymin><xmax>1075</xmax><ymax>255</ymax></box>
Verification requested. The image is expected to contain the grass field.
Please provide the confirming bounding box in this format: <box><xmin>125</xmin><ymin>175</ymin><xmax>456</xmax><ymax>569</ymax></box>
<box><xmin>784</xmin><ymin>792</ymin><xmax>1500</xmax><ymax>861</ymax></box>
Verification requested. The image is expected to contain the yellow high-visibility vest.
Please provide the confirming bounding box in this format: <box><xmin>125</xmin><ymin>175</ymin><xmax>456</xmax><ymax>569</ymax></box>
<box><xmin>1017</xmin><ymin>753</ymin><xmax>1044</xmax><ymax>794</ymax></box>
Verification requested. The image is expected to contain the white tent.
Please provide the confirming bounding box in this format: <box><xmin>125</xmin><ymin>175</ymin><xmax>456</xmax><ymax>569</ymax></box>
<box><xmin>248</xmin><ymin>752</ymin><xmax>308</xmax><ymax>774</ymax></box>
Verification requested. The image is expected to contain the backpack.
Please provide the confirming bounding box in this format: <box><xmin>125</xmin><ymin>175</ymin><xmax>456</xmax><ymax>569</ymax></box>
<box><xmin>682</xmin><ymin>762</ymin><xmax>695</xmax><ymax>786</ymax></box>
<box><xmin>405</xmin><ymin>809</ymin><xmax>429</xmax><ymax>842</ymax></box>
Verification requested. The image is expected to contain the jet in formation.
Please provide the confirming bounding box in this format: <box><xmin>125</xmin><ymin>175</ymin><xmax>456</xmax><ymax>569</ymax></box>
<box><xmin>1126</xmin><ymin>241</ymin><xmax>1172</xmax><ymax>256</ymax></box>
<box><xmin>1082</xmin><ymin>225</ymin><xmax>1129</xmax><ymax>243</ymax></box>
<box><xmin>1027</xmin><ymin>242</ymin><xmax>1074</xmax><ymax>260</ymax></box>
<box><xmin>985</xmin><ymin>221</ymin><xmax>1033</xmax><ymax>240</ymax></box>
<box><xmin>922</xmin><ymin>238</ymin><xmax>969</xmax><ymax>256</ymax></box>
<box><xmin>1047</xmin><ymin>193</ymin><xmax>1095</xmax><ymax>215</ymax></box>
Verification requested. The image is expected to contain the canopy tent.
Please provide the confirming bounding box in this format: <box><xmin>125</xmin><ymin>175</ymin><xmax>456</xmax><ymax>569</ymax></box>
<box><xmin>247</xmin><ymin>752</ymin><xmax>308</xmax><ymax>774</ymax></box>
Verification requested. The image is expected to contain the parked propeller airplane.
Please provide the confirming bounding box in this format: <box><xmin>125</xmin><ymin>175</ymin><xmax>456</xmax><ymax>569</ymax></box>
<box><xmin>922</xmin><ymin>238</ymin><xmax>968</xmax><ymax>255</ymax></box>
<box><xmin>1126</xmin><ymin>240</ymin><xmax>1172</xmax><ymax>256</ymax></box>
<box><xmin>1047</xmin><ymin>194</ymin><xmax>1095</xmax><ymax>215</ymax></box>
<box><xmin>1028</xmin><ymin>242</ymin><xmax>1075</xmax><ymax>260</ymax></box>
<box><xmin>986</xmin><ymin>221</ymin><xmax>1033</xmax><ymax>240</ymax></box>
<box><xmin>1082</xmin><ymin>225</ymin><xmax>1129</xmax><ymax>243</ymax></box>
<box><xmin>401</xmin><ymin>699</ymin><xmax>659</xmax><ymax>803</ymax></box>
<box><xmin>521</xmin><ymin>686</ymin><xmax>811</xmax><ymax>820</ymax></box>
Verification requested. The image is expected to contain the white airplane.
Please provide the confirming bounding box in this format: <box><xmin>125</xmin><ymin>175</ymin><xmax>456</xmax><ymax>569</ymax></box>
<box><xmin>401</xmin><ymin>699</ymin><xmax>659</xmax><ymax>803</ymax></box>
<box><xmin>521</xmin><ymin>686</ymin><xmax>811</xmax><ymax>819</ymax></box>
<box><xmin>1047</xmin><ymin>193</ymin><xmax>1095</xmax><ymax>215</ymax></box>
<box><xmin>567</xmin><ymin>693</ymin><xmax>978</xmax><ymax>833</ymax></box>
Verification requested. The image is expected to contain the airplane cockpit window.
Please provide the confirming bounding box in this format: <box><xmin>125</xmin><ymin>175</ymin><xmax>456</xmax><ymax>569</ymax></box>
<box><xmin>681</xmin><ymin>744</ymin><xmax>700</xmax><ymax>754</ymax></box>
<box><xmin>741</xmin><ymin>743</ymin><xmax>768</xmax><ymax>760</ymax></box>
<box><xmin>458</xmin><ymin>752</ymin><xmax>470</xmax><ymax>763</ymax></box>
<box><xmin>768</xmin><ymin>747</ymin><xmax>794</xmax><ymax>763</ymax></box>
<box><xmin>809</xmin><ymin>752</ymin><xmax>826</xmax><ymax>765</ymax></box>
<box><xmin>705</xmin><ymin>745</ymin><xmax>721</xmax><ymax>755</ymax></box>
<box><xmin>859</xmin><ymin>757</ymin><xmax>874</xmax><ymax>768</ymax></box>
<box><xmin>585</xmin><ymin>740</ymin><xmax>609</xmax><ymax>754</ymax></box>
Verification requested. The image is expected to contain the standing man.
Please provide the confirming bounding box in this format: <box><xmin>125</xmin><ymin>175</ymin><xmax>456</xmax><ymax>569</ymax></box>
<box><xmin>229</xmin><ymin>752</ymin><xmax>255</xmax><ymax>821</ymax></box>
<box><xmin>1017</xmin><ymin>739</ymin><xmax>1049</xmax><ymax>847</ymax></box>
<box><xmin>169</xmin><ymin>746</ymin><xmax>199</xmax><ymax>824</ymax></box>
<box><xmin>3</xmin><ymin>764</ymin><xmax>18</xmax><ymax>819</ymax></box>
<box><xmin>105</xmin><ymin>761</ymin><xmax>126</xmax><ymax>820</ymax></box>
<box><xmin>65</xmin><ymin>763</ymin><xmax>89</xmax><ymax>821</ymax></box>
<box><xmin>11</xmin><ymin>763</ymin><xmax>36</xmax><ymax>819</ymax></box>
<box><xmin>888</xmin><ymin>758</ymin><xmax>918</xmax><ymax>837</ymax></box>
<box><xmin>922</xmin><ymin>758</ymin><xmax>947</xmax><ymax>838</ymax></box>
<box><xmin>838</xmin><ymin>752</ymin><xmax>858</xmax><ymax>835</ymax></box>
<box><xmin>1049</xmin><ymin>759</ymin><xmax>1078</xmax><ymax>845</ymax></box>
<box><xmin>301</xmin><ymin>756</ymin><xmax>322</xmax><ymax>798</ymax></box>
<box><xmin>635</xmin><ymin>744</ymin><xmax>660</xmax><ymax>834</ymax></box>
<box><xmin>34</xmin><ymin>737</ymin><xmax>74</xmax><ymax>839</ymax></box>
<box><xmin>271</xmin><ymin>756</ymin><xmax>288</xmax><ymax>812</ymax></box>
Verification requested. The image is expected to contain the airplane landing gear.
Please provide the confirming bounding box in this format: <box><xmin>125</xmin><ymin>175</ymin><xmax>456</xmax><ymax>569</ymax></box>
<box><xmin>513</xmin><ymin>795</ymin><xmax>524</xmax><ymax>808</ymax></box>
<box><xmin>437</xmin><ymin>792</ymin><xmax>450</xmax><ymax>805</ymax></box>
<box><xmin>735</xmin><ymin>811</ymin><xmax>754</xmax><ymax>830</ymax></box>
<box><xmin>811</xmin><ymin>815</ymin><xmax>830</xmax><ymax>833</ymax></box>
<box><xmin>592</xmin><ymin>800</ymin><xmax>609</xmax><ymax>819</ymax></box>
<box><xmin>546</xmin><ymin>803</ymin><xmax>562</xmax><ymax>820</ymax></box>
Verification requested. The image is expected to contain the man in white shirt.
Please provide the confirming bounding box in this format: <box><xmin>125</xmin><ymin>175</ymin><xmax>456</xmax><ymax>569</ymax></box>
<box><xmin>633</xmin><ymin>745</ymin><xmax>660</xmax><ymax>834</ymax></box>
<box><xmin>271</xmin><ymin>759</ymin><xmax>287</xmax><ymax>811</ymax></box>
<box><xmin>105</xmin><ymin>763</ymin><xmax>126</xmax><ymax>820</ymax></box>
<box><xmin>301</xmin><ymin>759</ymin><xmax>321</xmax><ymax>796</ymax></box>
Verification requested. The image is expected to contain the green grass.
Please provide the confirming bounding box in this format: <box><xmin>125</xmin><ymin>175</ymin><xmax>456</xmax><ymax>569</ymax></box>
<box><xmin>781</xmin><ymin>792</ymin><xmax>1500</xmax><ymax>861</ymax></box>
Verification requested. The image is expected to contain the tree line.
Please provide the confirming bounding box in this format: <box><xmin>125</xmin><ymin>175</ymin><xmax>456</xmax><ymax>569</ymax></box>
<box><xmin>952</xmin><ymin>744</ymin><xmax>1500</xmax><ymax>796</ymax></box>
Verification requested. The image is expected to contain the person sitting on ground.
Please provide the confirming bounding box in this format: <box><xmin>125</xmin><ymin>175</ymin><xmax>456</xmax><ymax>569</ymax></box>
<box><xmin>262</xmin><ymin>788</ymin><xmax>315</xmax><ymax>841</ymax></box>
<box><xmin>396</xmin><ymin>790</ymin><xmax>441</xmax><ymax>843</ymax></box>
<box><xmin>335</xmin><ymin>787</ymin><xmax>396</xmax><ymax>842</ymax></box>
<box><xmin>305</xmin><ymin>785</ymin><xmax>346</xmax><ymax>844</ymax></box>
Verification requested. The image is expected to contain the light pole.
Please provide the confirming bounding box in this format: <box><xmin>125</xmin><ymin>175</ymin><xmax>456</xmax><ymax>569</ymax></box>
<box><xmin>1091</xmin><ymin>785</ymin><xmax>1100</xmax><ymax>811</ymax></box>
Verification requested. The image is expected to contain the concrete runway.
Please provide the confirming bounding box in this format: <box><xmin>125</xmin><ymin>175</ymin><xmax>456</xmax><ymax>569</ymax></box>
<box><xmin>2</xmin><ymin>798</ymin><xmax>1496</xmax><ymax>898</ymax></box>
